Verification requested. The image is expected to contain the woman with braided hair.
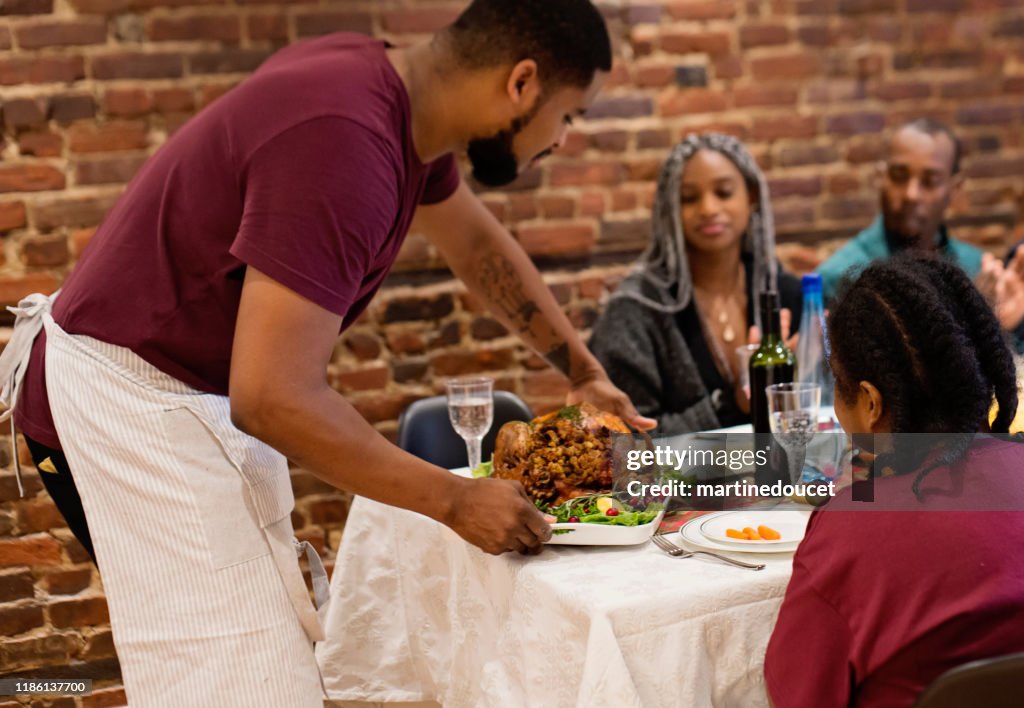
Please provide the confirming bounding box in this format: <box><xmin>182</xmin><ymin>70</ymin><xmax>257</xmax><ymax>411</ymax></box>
<box><xmin>590</xmin><ymin>133</ymin><xmax>802</xmax><ymax>434</ymax></box>
<box><xmin>766</xmin><ymin>253</ymin><xmax>1024</xmax><ymax>708</ymax></box>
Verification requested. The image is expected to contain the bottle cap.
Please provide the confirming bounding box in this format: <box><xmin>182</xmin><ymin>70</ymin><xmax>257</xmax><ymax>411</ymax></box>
<box><xmin>801</xmin><ymin>273</ymin><xmax>823</xmax><ymax>294</ymax></box>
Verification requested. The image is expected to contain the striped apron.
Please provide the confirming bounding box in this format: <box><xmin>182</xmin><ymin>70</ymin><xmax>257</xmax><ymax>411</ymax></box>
<box><xmin>0</xmin><ymin>294</ymin><xmax>330</xmax><ymax>707</ymax></box>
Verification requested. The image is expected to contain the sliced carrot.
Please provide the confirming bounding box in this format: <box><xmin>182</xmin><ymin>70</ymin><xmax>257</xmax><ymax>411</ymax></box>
<box><xmin>758</xmin><ymin>525</ymin><xmax>781</xmax><ymax>540</ymax></box>
<box><xmin>726</xmin><ymin>528</ymin><xmax>746</xmax><ymax>540</ymax></box>
<box><xmin>743</xmin><ymin>526</ymin><xmax>761</xmax><ymax>541</ymax></box>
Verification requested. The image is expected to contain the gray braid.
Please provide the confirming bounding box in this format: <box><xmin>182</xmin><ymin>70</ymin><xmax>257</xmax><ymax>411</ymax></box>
<box><xmin>611</xmin><ymin>133</ymin><xmax>778</xmax><ymax>331</ymax></box>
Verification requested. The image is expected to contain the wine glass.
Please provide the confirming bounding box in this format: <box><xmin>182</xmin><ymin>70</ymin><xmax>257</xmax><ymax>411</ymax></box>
<box><xmin>766</xmin><ymin>383</ymin><xmax>821</xmax><ymax>485</ymax></box>
<box><xmin>446</xmin><ymin>376</ymin><xmax>494</xmax><ymax>473</ymax></box>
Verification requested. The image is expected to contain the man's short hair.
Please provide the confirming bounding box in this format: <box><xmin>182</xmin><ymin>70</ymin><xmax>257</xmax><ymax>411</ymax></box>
<box><xmin>897</xmin><ymin>118</ymin><xmax>963</xmax><ymax>175</ymax></box>
<box><xmin>444</xmin><ymin>0</ymin><xmax>613</xmax><ymax>89</ymax></box>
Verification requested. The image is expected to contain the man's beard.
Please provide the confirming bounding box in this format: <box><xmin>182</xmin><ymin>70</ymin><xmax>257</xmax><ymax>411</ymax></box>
<box><xmin>467</xmin><ymin>100</ymin><xmax>544</xmax><ymax>188</ymax></box>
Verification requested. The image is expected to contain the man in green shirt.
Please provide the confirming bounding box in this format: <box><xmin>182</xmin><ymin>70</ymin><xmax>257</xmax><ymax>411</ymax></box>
<box><xmin>819</xmin><ymin>118</ymin><xmax>982</xmax><ymax>304</ymax></box>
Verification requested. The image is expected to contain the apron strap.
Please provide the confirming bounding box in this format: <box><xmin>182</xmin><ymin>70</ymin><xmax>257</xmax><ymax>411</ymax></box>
<box><xmin>293</xmin><ymin>537</ymin><xmax>331</xmax><ymax>613</ymax></box>
<box><xmin>0</xmin><ymin>291</ymin><xmax>59</xmax><ymax>498</ymax></box>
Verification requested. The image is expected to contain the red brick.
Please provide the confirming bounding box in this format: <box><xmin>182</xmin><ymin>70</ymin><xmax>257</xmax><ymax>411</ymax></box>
<box><xmin>14</xmin><ymin>18</ymin><xmax>107</xmax><ymax>48</ymax></box>
<box><xmin>51</xmin><ymin>93</ymin><xmax>96</xmax><ymax>123</ymax></box>
<box><xmin>777</xmin><ymin>143</ymin><xmax>840</xmax><ymax>167</ymax></box>
<box><xmin>822</xmin><ymin>197</ymin><xmax>876</xmax><ymax>222</ymax></box>
<box><xmin>0</xmin><ymin>0</ymin><xmax>53</xmax><ymax>15</ymax></box>
<box><xmin>907</xmin><ymin>0</ymin><xmax>964</xmax><ymax>10</ymax></box>
<box><xmin>91</xmin><ymin>52</ymin><xmax>183</xmax><ymax>80</ymax></box>
<box><xmin>0</xmin><ymin>603</ymin><xmax>45</xmax><ymax>636</ymax></box>
<box><xmin>586</xmin><ymin>96</ymin><xmax>653</xmax><ymax>120</ymax></box>
<box><xmin>247</xmin><ymin>12</ymin><xmax>287</xmax><ymax>42</ymax></box>
<box><xmin>152</xmin><ymin>87</ymin><xmax>194</xmax><ymax>112</ymax></box>
<box><xmin>599</xmin><ymin>218</ymin><xmax>648</xmax><ymax>249</ymax></box>
<box><xmin>385</xmin><ymin>330</ymin><xmax>426</xmax><ymax>355</ymax></box>
<box><xmin>839</xmin><ymin>0</ymin><xmax>896</xmax><ymax>12</ymax></box>
<box><xmin>516</xmin><ymin>223</ymin><xmax>595</xmax><ymax>257</ymax></box>
<box><xmin>957</xmin><ymin>103</ymin><xmax>1021</xmax><ymax>126</ymax></box>
<box><xmin>75</xmin><ymin>155</ymin><xmax>146</xmax><ymax>186</ymax></box>
<box><xmin>102</xmin><ymin>88</ymin><xmax>152</xmax><ymax>117</ymax></box>
<box><xmin>741</xmin><ymin>24</ymin><xmax>791</xmax><ymax>48</ymax></box>
<box><xmin>1004</xmin><ymin>77</ymin><xmax>1024</xmax><ymax>94</ymax></box>
<box><xmin>330</xmin><ymin>365</ymin><xmax>389</xmax><ymax>393</ymax></box>
<box><xmin>31</xmin><ymin>195</ymin><xmax>117</xmax><ymax>230</ymax></box>
<box><xmin>589</xmin><ymin>130</ymin><xmax>629</xmax><ymax>153</ymax></box>
<box><xmin>0</xmin><ymin>274</ymin><xmax>57</xmax><ymax>307</ymax></box>
<box><xmin>341</xmin><ymin>331</ymin><xmax>381</xmax><ymax>360</ymax></box>
<box><xmin>48</xmin><ymin>595</ymin><xmax>110</xmax><ymax>628</ymax></box>
<box><xmin>637</xmin><ymin>128</ymin><xmax>671</xmax><ymax>150</ymax></box>
<box><xmin>18</xmin><ymin>131</ymin><xmax>63</xmax><ymax>157</ymax></box>
<box><xmin>752</xmin><ymin>115</ymin><xmax>819</xmax><ymax>140</ymax></box>
<box><xmin>0</xmin><ymin>165</ymin><xmax>65</xmax><ymax>193</ymax></box>
<box><xmin>806</xmin><ymin>79</ymin><xmax>867</xmax><ymax>104</ymax></box>
<box><xmin>0</xmin><ymin>533</ymin><xmax>63</xmax><ymax>566</ymax></box>
<box><xmin>21</xmin><ymin>233</ymin><xmax>70</xmax><ymax>267</ymax></box>
<box><xmin>198</xmin><ymin>81</ymin><xmax>237</xmax><ymax>108</ymax></box>
<box><xmin>81</xmin><ymin>687</ymin><xmax>126</xmax><ymax>708</ymax></box>
<box><xmin>0</xmin><ymin>569</ymin><xmax>34</xmax><ymax>602</ymax></box>
<box><xmin>626</xmin><ymin>157</ymin><xmax>662</xmax><ymax>182</ymax></box>
<box><xmin>549</xmin><ymin>162</ymin><xmax>625</xmax><ymax>187</ymax></box>
<box><xmin>768</xmin><ymin>176</ymin><xmax>823</xmax><ymax>198</ymax></box>
<box><xmin>826</xmin><ymin>111</ymin><xmax>885</xmax><ymax>135</ymax></box>
<box><xmin>875</xmin><ymin>81</ymin><xmax>932</xmax><ymax>101</ymax></box>
<box><xmin>381</xmin><ymin>293</ymin><xmax>454</xmax><ymax>324</ymax></box>
<box><xmin>68</xmin><ymin>121</ymin><xmax>148</xmax><ymax>153</ymax></box>
<box><xmin>2</xmin><ymin>97</ymin><xmax>49</xmax><ymax>128</ymax></box>
<box><xmin>734</xmin><ymin>85</ymin><xmax>798</xmax><ymax>108</ymax></box>
<box><xmin>846</xmin><ymin>138</ymin><xmax>885</xmax><ymax>164</ymax></box>
<box><xmin>661</xmin><ymin>30</ymin><xmax>731</xmax><ymax>56</ymax></box>
<box><xmin>634</xmin><ymin>64</ymin><xmax>675</xmax><ymax>88</ymax></box>
<box><xmin>507</xmin><ymin>194</ymin><xmax>538</xmax><ymax>222</ymax></box>
<box><xmin>712</xmin><ymin>55</ymin><xmax>743</xmax><ymax>80</ymax></box>
<box><xmin>382</xmin><ymin>8</ymin><xmax>460</xmax><ymax>34</ymax></box>
<box><xmin>579</xmin><ymin>192</ymin><xmax>606</xmax><ymax>217</ymax></box>
<box><xmin>667</xmin><ymin>0</ymin><xmax>738</xmax><ymax>20</ymax></box>
<box><xmin>0</xmin><ymin>201</ymin><xmax>27</xmax><ymax>232</ymax></box>
<box><xmin>797</xmin><ymin>24</ymin><xmax>836</xmax><ymax>46</ymax></box>
<box><xmin>470</xmin><ymin>317</ymin><xmax>508</xmax><ymax>341</ymax></box>
<box><xmin>659</xmin><ymin>88</ymin><xmax>729</xmax><ymax>117</ymax></box>
<box><xmin>0</xmin><ymin>55</ymin><xmax>84</xmax><ymax>85</ymax></box>
<box><xmin>965</xmin><ymin>156</ymin><xmax>1024</xmax><ymax>179</ymax></box>
<box><xmin>295</xmin><ymin>11</ymin><xmax>372</xmax><ymax>38</ymax></box>
<box><xmin>148</xmin><ymin>14</ymin><xmax>240</xmax><ymax>42</ymax></box>
<box><xmin>751</xmin><ymin>53</ymin><xmax>818</xmax><ymax>80</ymax></box>
<box><xmin>42</xmin><ymin>567</ymin><xmax>92</xmax><ymax>596</ymax></box>
<box><xmin>430</xmin><ymin>348</ymin><xmax>517</xmax><ymax>377</ymax></box>
<box><xmin>190</xmin><ymin>47</ymin><xmax>270</xmax><ymax>74</ymax></box>
<box><xmin>828</xmin><ymin>174</ymin><xmax>863</xmax><ymax>194</ymax></box>
<box><xmin>537</xmin><ymin>196</ymin><xmax>574</xmax><ymax>219</ymax></box>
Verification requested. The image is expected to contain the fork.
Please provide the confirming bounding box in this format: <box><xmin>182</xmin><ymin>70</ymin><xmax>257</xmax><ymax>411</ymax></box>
<box><xmin>651</xmin><ymin>534</ymin><xmax>766</xmax><ymax>571</ymax></box>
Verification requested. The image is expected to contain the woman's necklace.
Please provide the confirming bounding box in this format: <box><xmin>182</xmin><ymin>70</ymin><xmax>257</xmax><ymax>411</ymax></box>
<box><xmin>693</xmin><ymin>264</ymin><xmax>747</xmax><ymax>381</ymax></box>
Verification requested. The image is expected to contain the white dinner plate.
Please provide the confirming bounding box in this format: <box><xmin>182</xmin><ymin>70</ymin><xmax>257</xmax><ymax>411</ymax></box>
<box><xmin>679</xmin><ymin>510</ymin><xmax>808</xmax><ymax>554</ymax></box>
<box><xmin>547</xmin><ymin>511</ymin><xmax>665</xmax><ymax>546</ymax></box>
<box><xmin>699</xmin><ymin>510</ymin><xmax>809</xmax><ymax>547</ymax></box>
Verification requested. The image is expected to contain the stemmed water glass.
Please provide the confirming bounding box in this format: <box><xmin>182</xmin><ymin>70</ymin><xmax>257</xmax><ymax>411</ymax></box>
<box><xmin>446</xmin><ymin>376</ymin><xmax>494</xmax><ymax>472</ymax></box>
<box><xmin>766</xmin><ymin>383</ymin><xmax>821</xmax><ymax>485</ymax></box>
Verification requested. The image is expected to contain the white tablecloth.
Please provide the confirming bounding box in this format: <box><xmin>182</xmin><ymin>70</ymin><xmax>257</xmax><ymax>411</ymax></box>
<box><xmin>317</xmin><ymin>494</ymin><xmax>796</xmax><ymax>708</ymax></box>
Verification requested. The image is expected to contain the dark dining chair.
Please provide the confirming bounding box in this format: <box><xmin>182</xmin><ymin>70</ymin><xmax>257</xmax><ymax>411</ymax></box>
<box><xmin>396</xmin><ymin>391</ymin><xmax>534</xmax><ymax>470</ymax></box>
<box><xmin>912</xmin><ymin>652</ymin><xmax>1024</xmax><ymax>708</ymax></box>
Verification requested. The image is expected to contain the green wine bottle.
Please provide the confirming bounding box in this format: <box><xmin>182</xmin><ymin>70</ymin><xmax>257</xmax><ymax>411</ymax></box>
<box><xmin>750</xmin><ymin>288</ymin><xmax>796</xmax><ymax>487</ymax></box>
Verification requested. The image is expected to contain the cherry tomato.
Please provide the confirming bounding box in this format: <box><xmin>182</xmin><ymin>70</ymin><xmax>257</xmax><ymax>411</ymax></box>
<box><xmin>605</xmin><ymin>507</ymin><xmax>619</xmax><ymax>517</ymax></box>
<box><xmin>568</xmin><ymin>516</ymin><xmax>580</xmax><ymax>524</ymax></box>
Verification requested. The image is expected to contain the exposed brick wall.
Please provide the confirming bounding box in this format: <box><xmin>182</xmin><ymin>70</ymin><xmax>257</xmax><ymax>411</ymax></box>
<box><xmin>1</xmin><ymin>0</ymin><xmax>1022</xmax><ymax>701</ymax></box>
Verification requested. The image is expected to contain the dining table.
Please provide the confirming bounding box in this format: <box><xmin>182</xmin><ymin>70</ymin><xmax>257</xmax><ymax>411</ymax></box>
<box><xmin>315</xmin><ymin>423</ymin><xmax>824</xmax><ymax>708</ymax></box>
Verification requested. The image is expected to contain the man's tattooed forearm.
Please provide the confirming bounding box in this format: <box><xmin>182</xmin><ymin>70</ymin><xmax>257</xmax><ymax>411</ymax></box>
<box><xmin>543</xmin><ymin>342</ymin><xmax>572</xmax><ymax>377</ymax></box>
<box><xmin>477</xmin><ymin>253</ymin><xmax>542</xmax><ymax>337</ymax></box>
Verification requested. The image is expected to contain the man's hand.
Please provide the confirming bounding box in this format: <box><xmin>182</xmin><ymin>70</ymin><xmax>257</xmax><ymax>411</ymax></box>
<box><xmin>976</xmin><ymin>252</ymin><xmax>1004</xmax><ymax>306</ymax></box>
<box><xmin>994</xmin><ymin>249</ymin><xmax>1024</xmax><ymax>332</ymax></box>
<box><xmin>566</xmin><ymin>372</ymin><xmax>657</xmax><ymax>431</ymax></box>
<box><xmin>446</xmin><ymin>476</ymin><xmax>551</xmax><ymax>554</ymax></box>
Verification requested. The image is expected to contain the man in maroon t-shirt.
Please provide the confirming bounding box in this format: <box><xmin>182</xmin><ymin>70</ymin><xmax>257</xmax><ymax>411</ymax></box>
<box><xmin>1</xmin><ymin>1</ymin><xmax>655</xmax><ymax>703</ymax></box>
